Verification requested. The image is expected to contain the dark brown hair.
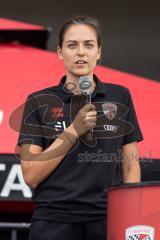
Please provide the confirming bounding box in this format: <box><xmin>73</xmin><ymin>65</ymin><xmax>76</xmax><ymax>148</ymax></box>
<box><xmin>58</xmin><ymin>15</ymin><xmax>102</xmax><ymax>48</ymax></box>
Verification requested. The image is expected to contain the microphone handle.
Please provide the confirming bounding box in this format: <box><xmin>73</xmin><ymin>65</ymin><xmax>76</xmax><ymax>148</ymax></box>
<box><xmin>86</xmin><ymin>93</ymin><xmax>93</xmax><ymax>139</ymax></box>
<box><xmin>88</xmin><ymin>92</ymin><xmax>91</xmax><ymax>104</ymax></box>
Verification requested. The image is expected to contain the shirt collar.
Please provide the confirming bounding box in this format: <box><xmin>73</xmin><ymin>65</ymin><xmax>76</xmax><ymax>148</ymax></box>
<box><xmin>57</xmin><ymin>74</ymin><xmax>107</xmax><ymax>103</ymax></box>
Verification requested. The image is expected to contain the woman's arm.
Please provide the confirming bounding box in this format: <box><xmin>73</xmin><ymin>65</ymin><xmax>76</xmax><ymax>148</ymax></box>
<box><xmin>20</xmin><ymin>124</ymin><xmax>78</xmax><ymax>189</ymax></box>
<box><xmin>121</xmin><ymin>141</ymin><xmax>141</xmax><ymax>183</ymax></box>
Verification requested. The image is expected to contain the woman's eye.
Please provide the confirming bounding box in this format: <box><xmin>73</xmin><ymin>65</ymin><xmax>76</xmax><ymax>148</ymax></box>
<box><xmin>85</xmin><ymin>43</ymin><xmax>94</xmax><ymax>48</ymax></box>
<box><xmin>68</xmin><ymin>43</ymin><xmax>76</xmax><ymax>49</ymax></box>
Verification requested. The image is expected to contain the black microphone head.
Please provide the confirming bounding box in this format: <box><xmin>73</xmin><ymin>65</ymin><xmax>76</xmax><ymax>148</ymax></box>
<box><xmin>79</xmin><ymin>76</ymin><xmax>92</xmax><ymax>94</ymax></box>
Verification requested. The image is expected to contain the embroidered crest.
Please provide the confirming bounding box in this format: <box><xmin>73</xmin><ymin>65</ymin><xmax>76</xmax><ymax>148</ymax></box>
<box><xmin>102</xmin><ymin>103</ymin><xmax>117</xmax><ymax>120</ymax></box>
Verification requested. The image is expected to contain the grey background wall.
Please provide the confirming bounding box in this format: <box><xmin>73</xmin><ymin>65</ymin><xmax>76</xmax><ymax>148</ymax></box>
<box><xmin>0</xmin><ymin>0</ymin><xmax>160</xmax><ymax>81</ymax></box>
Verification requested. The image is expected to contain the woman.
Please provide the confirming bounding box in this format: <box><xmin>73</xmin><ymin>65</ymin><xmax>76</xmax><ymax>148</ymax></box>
<box><xmin>17</xmin><ymin>16</ymin><xmax>143</xmax><ymax>240</ymax></box>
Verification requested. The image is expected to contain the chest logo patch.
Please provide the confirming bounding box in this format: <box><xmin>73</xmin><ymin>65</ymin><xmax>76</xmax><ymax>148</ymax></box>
<box><xmin>102</xmin><ymin>103</ymin><xmax>117</xmax><ymax>120</ymax></box>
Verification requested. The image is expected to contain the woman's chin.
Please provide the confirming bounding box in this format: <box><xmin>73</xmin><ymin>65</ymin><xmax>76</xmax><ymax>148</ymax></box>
<box><xmin>72</xmin><ymin>70</ymin><xmax>92</xmax><ymax>77</ymax></box>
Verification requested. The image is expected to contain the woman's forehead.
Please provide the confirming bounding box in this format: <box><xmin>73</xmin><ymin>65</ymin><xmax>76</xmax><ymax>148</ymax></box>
<box><xmin>63</xmin><ymin>24</ymin><xmax>97</xmax><ymax>42</ymax></box>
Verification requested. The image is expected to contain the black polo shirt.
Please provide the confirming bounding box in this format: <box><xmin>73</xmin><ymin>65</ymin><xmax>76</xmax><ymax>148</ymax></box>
<box><xmin>17</xmin><ymin>74</ymin><xmax>143</xmax><ymax>223</ymax></box>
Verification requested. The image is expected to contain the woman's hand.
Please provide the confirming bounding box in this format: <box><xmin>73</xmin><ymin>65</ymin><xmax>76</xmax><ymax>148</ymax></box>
<box><xmin>70</xmin><ymin>104</ymin><xmax>97</xmax><ymax>137</ymax></box>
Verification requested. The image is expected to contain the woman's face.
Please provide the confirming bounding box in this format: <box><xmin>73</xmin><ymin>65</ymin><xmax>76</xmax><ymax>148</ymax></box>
<box><xmin>57</xmin><ymin>24</ymin><xmax>101</xmax><ymax>78</ymax></box>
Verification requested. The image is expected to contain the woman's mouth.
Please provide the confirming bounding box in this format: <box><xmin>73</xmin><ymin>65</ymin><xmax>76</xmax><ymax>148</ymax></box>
<box><xmin>75</xmin><ymin>60</ymin><xmax>87</xmax><ymax>66</ymax></box>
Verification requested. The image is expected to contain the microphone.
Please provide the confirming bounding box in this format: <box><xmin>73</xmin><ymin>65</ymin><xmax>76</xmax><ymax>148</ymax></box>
<box><xmin>79</xmin><ymin>76</ymin><xmax>94</xmax><ymax>141</ymax></box>
<box><xmin>79</xmin><ymin>76</ymin><xmax>92</xmax><ymax>103</ymax></box>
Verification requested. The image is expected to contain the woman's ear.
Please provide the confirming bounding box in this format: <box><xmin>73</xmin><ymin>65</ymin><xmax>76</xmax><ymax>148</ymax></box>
<box><xmin>97</xmin><ymin>46</ymin><xmax>102</xmax><ymax>64</ymax></box>
<box><xmin>57</xmin><ymin>46</ymin><xmax>63</xmax><ymax>60</ymax></box>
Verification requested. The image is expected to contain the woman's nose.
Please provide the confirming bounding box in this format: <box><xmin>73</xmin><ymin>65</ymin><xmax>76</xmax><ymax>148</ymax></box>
<box><xmin>77</xmin><ymin>45</ymin><xmax>85</xmax><ymax>56</ymax></box>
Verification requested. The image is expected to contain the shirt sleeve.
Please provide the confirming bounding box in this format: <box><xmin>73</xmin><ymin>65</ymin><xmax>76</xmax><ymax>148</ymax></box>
<box><xmin>122</xmin><ymin>89</ymin><xmax>144</xmax><ymax>145</ymax></box>
<box><xmin>17</xmin><ymin>94</ymin><xmax>45</xmax><ymax>148</ymax></box>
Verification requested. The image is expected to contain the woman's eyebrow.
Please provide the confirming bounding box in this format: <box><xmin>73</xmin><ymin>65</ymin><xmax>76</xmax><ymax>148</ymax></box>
<box><xmin>66</xmin><ymin>40</ymin><xmax>95</xmax><ymax>43</ymax></box>
<box><xmin>84</xmin><ymin>40</ymin><xmax>95</xmax><ymax>43</ymax></box>
<box><xmin>65</xmin><ymin>40</ymin><xmax>77</xmax><ymax>43</ymax></box>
